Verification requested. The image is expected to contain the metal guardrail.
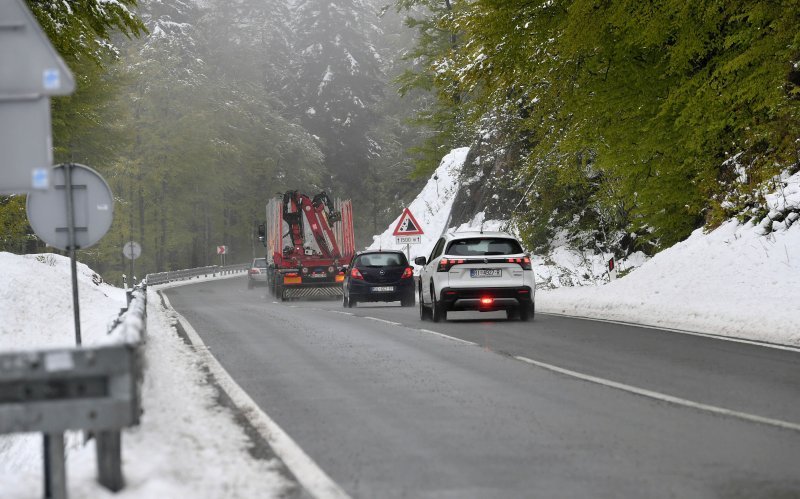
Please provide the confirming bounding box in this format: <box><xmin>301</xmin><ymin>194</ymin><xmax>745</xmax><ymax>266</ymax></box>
<box><xmin>145</xmin><ymin>263</ymin><xmax>249</xmax><ymax>286</ymax></box>
<box><xmin>0</xmin><ymin>282</ymin><xmax>148</xmax><ymax>498</ymax></box>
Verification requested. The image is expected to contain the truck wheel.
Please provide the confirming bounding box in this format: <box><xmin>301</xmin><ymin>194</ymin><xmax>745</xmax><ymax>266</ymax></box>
<box><xmin>276</xmin><ymin>284</ymin><xmax>285</xmax><ymax>302</ymax></box>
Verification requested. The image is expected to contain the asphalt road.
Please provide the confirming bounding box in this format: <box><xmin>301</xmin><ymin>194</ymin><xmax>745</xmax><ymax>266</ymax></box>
<box><xmin>164</xmin><ymin>277</ymin><xmax>800</xmax><ymax>499</ymax></box>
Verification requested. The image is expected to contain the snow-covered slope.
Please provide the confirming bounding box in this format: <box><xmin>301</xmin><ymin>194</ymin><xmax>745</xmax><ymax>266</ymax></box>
<box><xmin>369</xmin><ymin>147</ymin><xmax>469</xmax><ymax>258</ymax></box>
<box><xmin>538</xmin><ymin>171</ymin><xmax>800</xmax><ymax>345</ymax></box>
<box><xmin>371</xmin><ymin>149</ymin><xmax>799</xmax><ymax>346</ymax></box>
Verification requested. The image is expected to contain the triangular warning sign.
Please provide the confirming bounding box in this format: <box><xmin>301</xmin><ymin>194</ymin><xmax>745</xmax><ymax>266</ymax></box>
<box><xmin>392</xmin><ymin>208</ymin><xmax>424</xmax><ymax>236</ymax></box>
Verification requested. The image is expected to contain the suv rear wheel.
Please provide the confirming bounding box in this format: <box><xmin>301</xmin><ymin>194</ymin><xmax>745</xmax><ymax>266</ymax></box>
<box><xmin>419</xmin><ymin>285</ymin><xmax>430</xmax><ymax>320</ymax></box>
<box><xmin>431</xmin><ymin>285</ymin><xmax>447</xmax><ymax>322</ymax></box>
<box><xmin>519</xmin><ymin>303</ymin><xmax>533</xmax><ymax>321</ymax></box>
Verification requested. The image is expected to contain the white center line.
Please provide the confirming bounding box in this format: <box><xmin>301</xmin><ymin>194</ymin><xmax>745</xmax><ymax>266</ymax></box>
<box><xmin>328</xmin><ymin>310</ymin><xmax>354</xmax><ymax>316</ymax></box>
<box><xmin>515</xmin><ymin>355</ymin><xmax>800</xmax><ymax>433</ymax></box>
<box><xmin>418</xmin><ymin>329</ymin><xmax>478</xmax><ymax>346</ymax></box>
<box><xmin>364</xmin><ymin>316</ymin><xmax>401</xmax><ymax>326</ymax></box>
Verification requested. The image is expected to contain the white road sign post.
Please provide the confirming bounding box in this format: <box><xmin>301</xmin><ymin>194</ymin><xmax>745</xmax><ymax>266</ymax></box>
<box><xmin>393</xmin><ymin>208</ymin><xmax>424</xmax><ymax>261</ymax></box>
<box><xmin>217</xmin><ymin>245</ymin><xmax>228</xmax><ymax>266</ymax></box>
<box><xmin>0</xmin><ymin>0</ymin><xmax>76</xmax><ymax>193</ymax></box>
<box><xmin>123</xmin><ymin>242</ymin><xmax>142</xmax><ymax>287</ymax></box>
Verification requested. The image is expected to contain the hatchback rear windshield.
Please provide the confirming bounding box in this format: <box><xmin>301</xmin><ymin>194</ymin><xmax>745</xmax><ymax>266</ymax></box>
<box><xmin>445</xmin><ymin>238</ymin><xmax>523</xmax><ymax>256</ymax></box>
<box><xmin>253</xmin><ymin>259</ymin><xmax>267</xmax><ymax>268</ymax></box>
<box><xmin>355</xmin><ymin>253</ymin><xmax>408</xmax><ymax>267</ymax></box>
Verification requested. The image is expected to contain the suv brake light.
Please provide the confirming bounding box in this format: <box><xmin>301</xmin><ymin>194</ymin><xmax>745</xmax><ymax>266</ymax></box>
<box><xmin>437</xmin><ymin>258</ymin><xmax>466</xmax><ymax>272</ymax></box>
<box><xmin>506</xmin><ymin>256</ymin><xmax>532</xmax><ymax>270</ymax></box>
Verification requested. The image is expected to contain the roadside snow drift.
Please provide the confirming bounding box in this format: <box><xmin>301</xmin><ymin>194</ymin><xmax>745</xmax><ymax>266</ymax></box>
<box><xmin>0</xmin><ymin>253</ymin><xmax>288</xmax><ymax>497</ymax></box>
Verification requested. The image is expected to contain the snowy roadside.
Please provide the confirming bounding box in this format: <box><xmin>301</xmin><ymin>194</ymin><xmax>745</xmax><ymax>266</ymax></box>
<box><xmin>371</xmin><ymin>149</ymin><xmax>800</xmax><ymax>347</ymax></box>
<box><xmin>0</xmin><ymin>254</ymin><xmax>289</xmax><ymax>498</ymax></box>
<box><xmin>537</xmin><ymin>219</ymin><xmax>800</xmax><ymax>346</ymax></box>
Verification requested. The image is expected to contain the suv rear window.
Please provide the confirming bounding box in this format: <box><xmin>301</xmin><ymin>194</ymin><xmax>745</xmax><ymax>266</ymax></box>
<box><xmin>445</xmin><ymin>238</ymin><xmax>523</xmax><ymax>256</ymax></box>
<box><xmin>355</xmin><ymin>253</ymin><xmax>408</xmax><ymax>267</ymax></box>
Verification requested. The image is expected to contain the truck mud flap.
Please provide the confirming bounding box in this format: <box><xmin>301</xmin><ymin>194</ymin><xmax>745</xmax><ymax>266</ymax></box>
<box><xmin>283</xmin><ymin>286</ymin><xmax>343</xmax><ymax>299</ymax></box>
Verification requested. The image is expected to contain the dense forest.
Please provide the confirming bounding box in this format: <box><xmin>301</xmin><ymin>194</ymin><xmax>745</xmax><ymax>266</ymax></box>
<box><xmin>1</xmin><ymin>0</ymin><xmax>798</xmax><ymax>282</ymax></box>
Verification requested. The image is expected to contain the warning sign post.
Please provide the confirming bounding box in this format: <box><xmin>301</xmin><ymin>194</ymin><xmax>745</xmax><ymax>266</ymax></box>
<box><xmin>392</xmin><ymin>208</ymin><xmax>424</xmax><ymax>260</ymax></box>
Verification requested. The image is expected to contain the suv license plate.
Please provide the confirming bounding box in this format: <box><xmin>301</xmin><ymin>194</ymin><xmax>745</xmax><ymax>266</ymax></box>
<box><xmin>372</xmin><ymin>286</ymin><xmax>394</xmax><ymax>292</ymax></box>
<box><xmin>470</xmin><ymin>269</ymin><xmax>502</xmax><ymax>278</ymax></box>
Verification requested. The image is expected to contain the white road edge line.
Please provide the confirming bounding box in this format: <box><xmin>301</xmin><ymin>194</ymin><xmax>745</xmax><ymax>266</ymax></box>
<box><xmin>160</xmin><ymin>292</ymin><xmax>351</xmax><ymax>499</ymax></box>
<box><xmin>538</xmin><ymin>311</ymin><xmax>800</xmax><ymax>353</ymax></box>
<box><xmin>363</xmin><ymin>316</ymin><xmax>402</xmax><ymax>326</ymax></box>
<box><xmin>417</xmin><ymin>329</ymin><xmax>478</xmax><ymax>346</ymax></box>
<box><xmin>515</xmin><ymin>355</ymin><xmax>800</xmax><ymax>433</ymax></box>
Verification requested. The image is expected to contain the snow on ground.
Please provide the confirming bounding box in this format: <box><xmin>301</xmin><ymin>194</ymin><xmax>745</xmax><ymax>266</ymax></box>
<box><xmin>538</xmin><ymin>171</ymin><xmax>800</xmax><ymax>346</ymax></box>
<box><xmin>0</xmin><ymin>253</ymin><xmax>288</xmax><ymax>498</ymax></box>
<box><xmin>372</xmin><ymin>148</ymin><xmax>800</xmax><ymax>346</ymax></box>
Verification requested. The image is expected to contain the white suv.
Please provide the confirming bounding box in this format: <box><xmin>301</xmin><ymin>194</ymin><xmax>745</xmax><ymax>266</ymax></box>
<box><xmin>414</xmin><ymin>231</ymin><xmax>535</xmax><ymax>322</ymax></box>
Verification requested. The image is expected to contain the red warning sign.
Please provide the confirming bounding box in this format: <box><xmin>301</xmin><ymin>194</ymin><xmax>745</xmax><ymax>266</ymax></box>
<box><xmin>392</xmin><ymin>208</ymin><xmax>424</xmax><ymax>236</ymax></box>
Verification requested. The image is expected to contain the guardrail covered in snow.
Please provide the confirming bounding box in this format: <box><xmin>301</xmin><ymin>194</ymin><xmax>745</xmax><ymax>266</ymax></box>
<box><xmin>145</xmin><ymin>263</ymin><xmax>249</xmax><ymax>286</ymax></box>
<box><xmin>0</xmin><ymin>282</ymin><xmax>148</xmax><ymax>498</ymax></box>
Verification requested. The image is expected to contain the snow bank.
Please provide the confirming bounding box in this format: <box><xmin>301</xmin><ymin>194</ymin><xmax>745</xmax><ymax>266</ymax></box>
<box><xmin>369</xmin><ymin>147</ymin><xmax>469</xmax><ymax>261</ymax></box>
<box><xmin>0</xmin><ymin>253</ymin><xmax>288</xmax><ymax>497</ymax></box>
<box><xmin>538</xmin><ymin>218</ymin><xmax>800</xmax><ymax>345</ymax></box>
<box><xmin>538</xmin><ymin>172</ymin><xmax>800</xmax><ymax>346</ymax></box>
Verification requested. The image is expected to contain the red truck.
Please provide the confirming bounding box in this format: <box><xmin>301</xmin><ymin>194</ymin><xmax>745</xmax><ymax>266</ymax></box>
<box><xmin>258</xmin><ymin>191</ymin><xmax>355</xmax><ymax>300</ymax></box>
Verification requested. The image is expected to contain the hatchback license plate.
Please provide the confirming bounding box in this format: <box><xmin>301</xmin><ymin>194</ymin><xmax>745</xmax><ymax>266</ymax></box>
<box><xmin>372</xmin><ymin>286</ymin><xmax>394</xmax><ymax>292</ymax></box>
<box><xmin>470</xmin><ymin>269</ymin><xmax>501</xmax><ymax>278</ymax></box>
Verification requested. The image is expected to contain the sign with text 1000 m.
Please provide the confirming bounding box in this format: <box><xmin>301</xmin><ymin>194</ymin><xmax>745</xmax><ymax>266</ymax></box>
<box><xmin>393</xmin><ymin>208</ymin><xmax>423</xmax><ymax>245</ymax></box>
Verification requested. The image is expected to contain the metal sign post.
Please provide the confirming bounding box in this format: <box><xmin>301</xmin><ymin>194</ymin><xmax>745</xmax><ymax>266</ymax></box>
<box><xmin>64</xmin><ymin>164</ymin><xmax>82</xmax><ymax>345</ymax></box>
<box><xmin>28</xmin><ymin>164</ymin><xmax>114</xmax><ymax>347</ymax></box>
<box><xmin>123</xmin><ymin>241</ymin><xmax>142</xmax><ymax>289</ymax></box>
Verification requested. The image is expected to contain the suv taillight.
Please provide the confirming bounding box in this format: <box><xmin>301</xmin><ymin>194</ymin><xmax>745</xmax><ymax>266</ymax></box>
<box><xmin>401</xmin><ymin>267</ymin><xmax>413</xmax><ymax>279</ymax></box>
<box><xmin>506</xmin><ymin>256</ymin><xmax>532</xmax><ymax>270</ymax></box>
<box><xmin>437</xmin><ymin>258</ymin><xmax>465</xmax><ymax>272</ymax></box>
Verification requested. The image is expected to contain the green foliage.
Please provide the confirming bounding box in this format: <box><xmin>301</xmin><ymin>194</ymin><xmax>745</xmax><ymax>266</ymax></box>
<box><xmin>0</xmin><ymin>196</ymin><xmax>32</xmax><ymax>253</ymax></box>
<box><xmin>27</xmin><ymin>0</ymin><xmax>145</xmax><ymax>64</ymax></box>
<box><xmin>402</xmin><ymin>0</ymin><xmax>800</xmax><ymax>253</ymax></box>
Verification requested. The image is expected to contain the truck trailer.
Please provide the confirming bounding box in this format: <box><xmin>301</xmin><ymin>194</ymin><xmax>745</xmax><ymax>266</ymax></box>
<box><xmin>258</xmin><ymin>191</ymin><xmax>355</xmax><ymax>300</ymax></box>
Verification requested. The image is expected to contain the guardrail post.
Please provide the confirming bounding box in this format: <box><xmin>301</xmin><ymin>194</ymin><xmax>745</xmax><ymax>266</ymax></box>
<box><xmin>96</xmin><ymin>430</ymin><xmax>124</xmax><ymax>492</ymax></box>
<box><xmin>44</xmin><ymin>433</ymin><xmax>66</xmax><ymax>499</ymax></box>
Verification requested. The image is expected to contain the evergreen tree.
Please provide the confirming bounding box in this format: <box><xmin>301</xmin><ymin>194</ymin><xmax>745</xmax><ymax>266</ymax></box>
<box><xmin>290</xmin><ymin>0</ymin><xmax>385</xmax><ymax>189</ymax></box>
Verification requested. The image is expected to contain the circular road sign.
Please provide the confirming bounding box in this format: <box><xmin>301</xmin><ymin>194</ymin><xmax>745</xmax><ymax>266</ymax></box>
<box><xmin>26</xmin><ymin>163</ymin><xmax>113</xmax><ymax>251</ymax></box>
<box><xmin>123</xmin><ymin>241</ymin><xmax>141</xmax><ymax>260</ymax></box>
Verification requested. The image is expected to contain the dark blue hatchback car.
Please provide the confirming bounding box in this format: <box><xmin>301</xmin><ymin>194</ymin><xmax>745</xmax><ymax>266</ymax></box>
<box><xmin>342</xmin><ymin>250</ymin><xmax>415</xmax><ymax>308</ymax></box>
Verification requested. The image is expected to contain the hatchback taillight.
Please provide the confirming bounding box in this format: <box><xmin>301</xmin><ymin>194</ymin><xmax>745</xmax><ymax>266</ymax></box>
<box><xmin>350</xmin><ymin>267</ymin><xmax>364</xmax><ymax>280</ymax></box>
<box><xmin>401</xmin><ymin>267</ymin><xmax>413</xmax><ymax>279</ymax></box>
<box><xmin>249</xmin><ymin>268</ymin><xmax>260</xmax><ymax>275</ymax></box>
<box><xmin>437</xmin><ymin>258</ymin><xmax>466</xmax><ymax>272</ymax></box>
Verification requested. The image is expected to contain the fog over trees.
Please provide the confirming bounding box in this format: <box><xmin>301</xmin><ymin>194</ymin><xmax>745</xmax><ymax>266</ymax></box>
<box><xmin>2</xmin><ymin>0</ymin><xmax>798</xmax><ymax>282</ymax></box>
